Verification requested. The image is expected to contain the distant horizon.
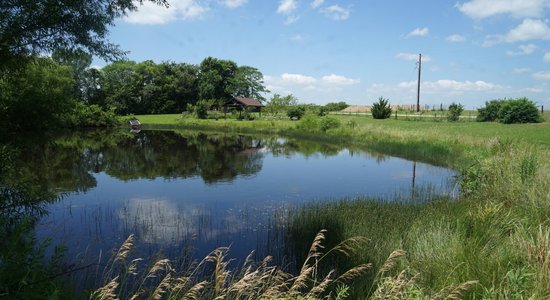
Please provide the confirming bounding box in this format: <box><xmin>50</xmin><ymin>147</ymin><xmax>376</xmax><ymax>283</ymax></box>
<box><xmin>93</xmin><ymin>0</ymin><xmax>550</xmax><ymax>108</ymax></box>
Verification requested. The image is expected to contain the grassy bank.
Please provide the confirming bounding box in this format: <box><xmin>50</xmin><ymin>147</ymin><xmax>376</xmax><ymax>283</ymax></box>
<box><xmin>130</xmin><ymin>113</ymin><xmax>550</xmax><ymax>299</ymax></box>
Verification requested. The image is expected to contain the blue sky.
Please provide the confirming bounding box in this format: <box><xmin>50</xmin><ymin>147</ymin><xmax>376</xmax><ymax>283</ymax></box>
<box><xmin>96</xmin><ymin>0</ymin><xmax>550</xmax><ymax>108</ymax></box>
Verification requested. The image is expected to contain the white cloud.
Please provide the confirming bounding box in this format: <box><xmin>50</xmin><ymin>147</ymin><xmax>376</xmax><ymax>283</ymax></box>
<box><xmin>407</xmin><ymin>27</ymin><xmax>429</xmax><ymax>37</ymax></box>
<box><xmin>310</xmin><ymin>0</ymin><xmax>324</xmax><ymax>9</ymax></box>
<box><xmin>523</xmin><ymin>87</ymin><xmax>545</xmax><ymax>92</ymax></box>
<box><xmin>290</xmin><ymin>34</ymin><xmax>303</xmax><ymax>41</ymax></box>
<box><xmin>533</xmin><ymin>71</ymin><xmax>550</xmax><ymax>80</ymax></box>
<box><xmin>277</xmin><ymin>0</ymin><xmax>298</xmax><ymax>14</ymax></box>
<box><xmin>321</xmin><ymin>5</ymin><xmax>351</xmax><ymax>21</ymax></box>
<box><xmin>220</xmin><ymin>0</ymin><xmax>247</xmax><ymax>8</ymax></box>
<box><xmin>425</xmin><ymin>80</ymin><xmax>497</xmax><ymax>92</ymax></box>
<box><xmin>266</xmin><ymin>73</ymin><xmax>360</xmax><ymax>94</ymax></box>
<box><xmin>446</xmin><ymin>34</ymin><xmax>466</xmax><ymax>42</ymax></box>
<box><xmin>506</xmin><ymin>19</ymin><xmax>550</xmax><ymax>41</ymax></box>
<box><xmin>284</xmin><ymin>15</ymin><xmax>300</xmax><ymax>25</ymax></box>
<box><xmin>281</xmin><ymin>73</ymin><xmax>317</xmax><ymax>85</ymax></box>
<box><xmin>124</xmin><ymin>0</ymin><xmax>208</xmax><ymax>24</ymax></box>
<box><xmin>396</xmin><ymin>53</ymin><xmax>432</xmax><ymax>62</ymax></box>
<box><xmin>545</xmin><ymin>52</ymin><xmax>550</xmax><ymax>62</ymax></box>
<box><xmin>484</xmin><ymin>19</ymin><xmax>550</xmax><ymax>46</ymax></box>
<box><xmin>506</xmin><ymin>44</ymin><xmax>537</xmax><ymax>56</ymax></box>
<box><xmin>512</xmin><ymin>67</ymin><xmax>533</xmax><ymax>73</ymax></box>
<box><xmin>388</xmin><ymin>79</ymin><xmax>499</xmax><ymax>94</ymax></box>
<box><xmin>321</xmin><ymin>74</ymin><xmax>360</xmax><ymax>85</ymax></box>
<box><xmin>457</xmin><ymin>0</ymin><xmax>550</xmax><ymax>19</ymax></box>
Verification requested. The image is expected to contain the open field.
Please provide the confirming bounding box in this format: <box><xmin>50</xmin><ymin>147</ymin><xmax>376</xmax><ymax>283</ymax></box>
<box><xmin>136</xmin><ymin>113</ymin><xmax>550</xmax><ymax>149</ymax></box>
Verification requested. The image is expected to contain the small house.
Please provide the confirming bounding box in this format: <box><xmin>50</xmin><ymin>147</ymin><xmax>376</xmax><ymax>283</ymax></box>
<box><xmin>224</xmin><ymin>96</ymin><xmax>264</xmax><ymax>117</ymax></box>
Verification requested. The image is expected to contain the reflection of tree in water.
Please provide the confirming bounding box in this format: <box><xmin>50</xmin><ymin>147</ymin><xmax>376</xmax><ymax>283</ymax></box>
<box><xmin>93</xmin><ymin>131</ymin><xmax>266</xmax><ymax>184</ymax></box>
<box><xmin>1</xmin><ymin>129</ymin><xmax>369</xmax><ymax>224</ymax></box>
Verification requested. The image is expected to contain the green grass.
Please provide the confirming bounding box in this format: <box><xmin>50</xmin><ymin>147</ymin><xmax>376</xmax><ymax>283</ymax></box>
<box><xmin>135</xmin><ymin>113</ymin><xmax>550</xmax><ymax>149</ymax></box>
<box><xmin>133</xmin><ymin>113</ymin><xmax>550</xmax><ymax>299</ymax></box>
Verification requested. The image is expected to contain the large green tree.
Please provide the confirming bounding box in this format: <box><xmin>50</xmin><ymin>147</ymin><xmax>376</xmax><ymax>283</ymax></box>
<box><xmin>230</xmin><ymin>66</ymin><xmax>269</xmax><ymax>102</ymax></box>
<box><xmin>198</xmin><ymin>57</ymin><xmax>238</xmax><ymax>105</ymax></box>
<box><xmin>0</xmin><ymin>58</ymin><xmax>76</xmax><ymax>131</ymax></box>
<box><xmin>0</xmin><ymin>0</ymin><xmax>168</xmax><ymax>69</ymax></box>
<box><xmin>97</xmin><ymin>60</ymin><xmax>140</xmax><ymax>114</ymax></box>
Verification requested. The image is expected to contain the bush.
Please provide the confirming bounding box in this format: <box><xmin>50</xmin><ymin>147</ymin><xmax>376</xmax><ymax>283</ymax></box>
<box><xmin>187</xmin><ymin>99</ymin><xmax>211</xmax><ymax>119</ymax></box>
<box><xmin>287</xmin><ymin>106</ymin><xmax>306</xmax><ymax>120</ymax></box>
<box><xmin>371</xmin><ymin>97</ymin><xmax>392</xmax><ymax>119</ymax></box>
<box><xmin>317</xmin><ymin>106</ymin><xmax>328</xmax><ymax>116</ymax></box>
<box><xmin>296</xmin><ymin>114</ymin><xmax>320</xmax><ymax>131</ymax></box>
<box><xmin>477</xmin><ymin>98</ymin><xmax>542</xmax><ymax>124</ymax></box>
<box><xmin>68</xmin><ymin>102</ymin><xmax>119</xmax><ymax>127</ymax></box>
<box><xmin>477</xmin><ymin>100</ymin><xmax>503</xmax><ymax>122</ymax></box>
<box><xmin>498</xmin><ymin>98</ymin><xmax>542</xmax><ymax>124</ymax></box>
<box><xmin>319</xmin><ymin>117</ymin><xmax>341</xmax><ymax>132</ymax></box>
<box><xmin>324</xmin><ymin>101</ymin><xmax>349</xmax><ymax>112</ymax></box>
<box><xmin>447</xmin><ymin>102</ymin><xmax>464</xmax><ymax>121</ymax></box>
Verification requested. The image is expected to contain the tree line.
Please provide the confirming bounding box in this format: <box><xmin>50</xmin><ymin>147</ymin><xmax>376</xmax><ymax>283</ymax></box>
<box><xmin>0</xmin><ymin>54</ymin><xmax>269</xmax><ymax>132</ymax></box>
<box><xmin>83</xmin><ymin>57</ymin><xmax>268</xmax><ymax>115</ymax></box>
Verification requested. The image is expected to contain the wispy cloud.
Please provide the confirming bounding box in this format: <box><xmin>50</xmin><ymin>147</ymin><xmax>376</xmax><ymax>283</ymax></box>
<box><xmin>321</xmin><ymin>5</ymin><xmax>351</xmax><ymax>21</ymax></box>
<box><xmin>290</xmin><ymin>34</ymin><xmax>304</xmax><ymax>41</ymax></box>
<box><xmin>512</xmin><ymin>67</ymin><xmax>533</xmax><ymax>73</ymax></box>
<box><xmin>396</xmin><ymin>53</ymin><xmax>432</xmax><ymax>62</ymax></box>
<box><xmin>284</xmin><ymin>15</ymin><xmax>300</xmax><ymax>25</ymax></box>
<box><xmin>457</xmin><ymin>0</ymin><xmax>550</xmax><ymax>19</ymax></box>
<box><xmin>544</xmin><ymin>52</ymin><xmax>550</xmax><ymax>63</ymax></box>
<box><xmin>277</xmin><ymin>0</ymin><xmax>298</xmax><ymax>14</ymax></box>
<box><xmin>322</xmin><ymin>74</ymin><xmax>360</xmax><ymax>85</ymax></box>
<box><xmin>219</xmin><ymin>0</ymin><xmax>247</xmax><ymax>8</ymax></box>
<box><xmin>406</xmin><ymin>27</ymin><xmax>429</xmax><ymax>37</ymax></box>
<box><xmin>483</xmin><ymin>19</ymin><xmax>550</xmax><ymax>47</ymax></box>
<box><xmin>446</xmin><ymin>34</ymin><xmax>466</xmax><ymax>42</ymax></box>
<box><xmin>506</xmin><ymin>44</ymin><xmax>537</xmax><ymax>56</ymax></box>
<box><xmin>533</xmin><ymin>71</ymin><xmax>550</xmax><ymax>80</ymax></box>
<box><xmin>266</xmin><ymin>73</ymin><xmax>360</xmax><ymax>90</ymax></box>
<box><xmin>124</xmin><ymin>0</ymin><xmax>208</xmax><ymax>24</ymax></box>
<box><xmin>310</xmin><ymin>0</ymin><xmax>324</xmax><ymax>9</ymax></box>
<box><xmin>281</xmin><ymin>73</ymin><xmax>317</xmax><ymax>85</ymax></box>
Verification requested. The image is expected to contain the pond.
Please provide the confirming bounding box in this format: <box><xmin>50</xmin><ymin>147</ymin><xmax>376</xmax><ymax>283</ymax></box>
<box><xmin>6</xmin><ymin>129</ymin><xmax>457</xmax><ymax>285</ymax></box>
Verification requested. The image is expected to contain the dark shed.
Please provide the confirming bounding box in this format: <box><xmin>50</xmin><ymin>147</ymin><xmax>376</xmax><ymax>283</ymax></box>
<box><xmin>224</xmin><ymin>96</ymin><xmax>264</xmax><ymax>117</ymax></box>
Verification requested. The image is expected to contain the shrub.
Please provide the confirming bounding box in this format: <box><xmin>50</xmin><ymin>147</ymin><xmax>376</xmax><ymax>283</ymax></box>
<box><xmin>317</xmin><ymin>106</ymin><xmax>328</xmax><ymax>116</ymax></box>
<box><xmin>447</xmin><ymin>102</ymin><xmax>464</xmax><ymax>121</ymax></box>
<box><xmin>371</xmin><ymin>97</ymin><xmax>392</xmax><ymax>119</ymax></box>
<box><xmin>477</xmin><ymin>100</ymin><xmax>503</xmax><ymax>122</ymax></box>
<box><xmin>68</xmin><ymin>102</ymin><xmax>119</xmax><ymax>127</ymax></box>
<box><xmin>498</xmin><ymin>98</ymin><xmax>542</xmax><ymax>124</ymax></box>
<box><xmin>287</xmin><ymin>106</ymin><xmax>306</xmax><ymax>120</ymax></box>
<box><xmin>187</xmin><ymin>99</ymin><xmax>211</xmax><ymax>119</ymax></box>
<box><xmin>296</xmin><ymin>114</ymin><xmax>320</xmax><ymax>131</ymax></box>
<box><xmin>324</xmin><ymin>101</ymin><xmax>349</xmax><ymax>112</ymax></box>
<box><xmin>319</xmin><ymin>117</ymin><xmax>341</xmax><ymax>132</ymax></box>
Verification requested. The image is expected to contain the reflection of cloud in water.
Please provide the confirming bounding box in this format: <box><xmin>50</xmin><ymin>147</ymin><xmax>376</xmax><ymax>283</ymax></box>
<box><xmin>117</xmin><ymin>197</ymin><xmax>261</xmax><ymax>245</ymax></box>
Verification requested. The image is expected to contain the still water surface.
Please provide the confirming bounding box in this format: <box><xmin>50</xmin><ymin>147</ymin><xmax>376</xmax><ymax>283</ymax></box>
<box><xmin>30</xmin><ymin>129</ymin><xmax>457</xmax><ymax>267</ymax></box>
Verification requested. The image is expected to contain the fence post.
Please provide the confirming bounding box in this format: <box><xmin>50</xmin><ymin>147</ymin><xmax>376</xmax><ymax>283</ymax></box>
<box><xmin>542</xmin><ymin>105</ymin><xmax>544</xmax><ymax>113</ymax></box>
<box><xmin>395</xmin><ymin>109</ymin><xmax>397</xmax><ymax>119</ymax></box>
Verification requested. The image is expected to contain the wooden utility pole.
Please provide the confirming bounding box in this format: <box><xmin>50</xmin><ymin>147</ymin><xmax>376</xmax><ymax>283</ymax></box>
<box><xmin>416</xmin><ymin>53</ymin><xmax>422</xmax><ymax>112</ymax></box>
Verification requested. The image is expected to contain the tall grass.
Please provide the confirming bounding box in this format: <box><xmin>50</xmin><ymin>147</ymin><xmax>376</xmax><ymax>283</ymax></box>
<box><xmin>91</xmin><ymin>230</ymin><xmax>475</xmax><ymax>300</ymax></box>
<box><xmin>285</xmin><ymin>139</ymin><xmax>550</xmax><ymax>299</ymax></box>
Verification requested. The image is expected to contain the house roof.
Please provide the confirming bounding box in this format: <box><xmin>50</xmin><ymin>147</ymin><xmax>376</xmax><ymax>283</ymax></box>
<box><xmin>230</xmin><ymin>96</ymin><xmax>264</xmax><ymax>107</ymax></box>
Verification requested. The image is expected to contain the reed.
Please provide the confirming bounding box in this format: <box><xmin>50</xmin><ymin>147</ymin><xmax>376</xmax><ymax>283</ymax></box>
<box><xmin>90</xmin><ymin>230</ymin><xmax>476</xmax><ymax>299</ymax></box>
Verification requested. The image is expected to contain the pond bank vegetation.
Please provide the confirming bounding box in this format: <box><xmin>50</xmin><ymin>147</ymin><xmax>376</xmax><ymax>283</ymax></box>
<box><xmin>132</xmin><ymin>114</ymin><xmax>550</xmax><ymax>299</ymax></box>
<box><xmin>1</xmin><ymin>113</ymin><xmax>549</xmax><ymax>299</ymax></box>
